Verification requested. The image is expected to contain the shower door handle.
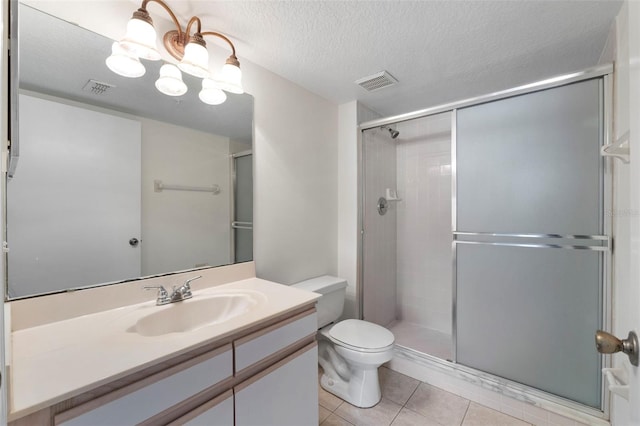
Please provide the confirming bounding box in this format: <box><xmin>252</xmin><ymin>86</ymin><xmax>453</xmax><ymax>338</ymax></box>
<box><xmin>595</xmin><ymin>330</ymin><xmax>639</xmax><ymax>366</ymax></box>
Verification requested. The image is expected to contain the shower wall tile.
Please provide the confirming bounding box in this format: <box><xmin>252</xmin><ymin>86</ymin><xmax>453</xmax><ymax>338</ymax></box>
<box><xmin>395</xmin><ymin>113</ymin><xmax>452</xmax><ymax>334</ymax></box>
<box><xmin>362</xmin><ymin>127</ymin><xmax>397</xmax><ymax>326</ymax></box>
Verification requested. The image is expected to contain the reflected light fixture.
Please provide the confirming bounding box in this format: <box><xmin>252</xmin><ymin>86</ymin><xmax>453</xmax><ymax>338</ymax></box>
<box><xmin>106</xmin><ymin>42</ymin><xmax>146</xmax><ymax>78</ymax></box>
<box><xmin>106</xmin><ymin>0</ymin><xmax>244</xmax><ymax>105</ymax></box>
<box><xmin>155</xmin><ymin>64</ymin><xmax>187</xmax><ymax>96</ymax></box>
<box><xmin>199</xmin><ymin>78</ymin><xmax>227</xmax><ymax>105</ymax></box>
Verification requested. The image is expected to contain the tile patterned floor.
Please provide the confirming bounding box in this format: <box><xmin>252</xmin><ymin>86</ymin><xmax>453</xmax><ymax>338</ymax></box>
<box><xmin>318</xmin><ymin>366</ymin><xmax>531</xmax><ymax>426</ymax></box>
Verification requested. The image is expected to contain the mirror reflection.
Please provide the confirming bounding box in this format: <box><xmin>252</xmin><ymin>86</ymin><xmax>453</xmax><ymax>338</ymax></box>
<box><xmin>7</xmin><ymin>3</ymin><xmax>254</xmax><ymax>299</ymax></box>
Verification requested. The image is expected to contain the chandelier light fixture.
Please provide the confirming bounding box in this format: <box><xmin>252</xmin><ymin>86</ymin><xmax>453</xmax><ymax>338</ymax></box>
<box><xmin>106</xmin><ymin>0</ymin><xmax>243</xmax><ymax>105</ymax></box>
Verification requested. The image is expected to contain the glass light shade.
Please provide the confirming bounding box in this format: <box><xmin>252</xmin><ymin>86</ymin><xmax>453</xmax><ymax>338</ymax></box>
<box><xmin>106</xmin><ymin>42</ymin><xmax>146</xmax><ymax>78</ymax></box>
<box><xmin>216</xmin><ymin>63</ymin><xmax>244</xmax><ymax>94</ymax></box>
<box><xmin>155</xmin><ymin>64</ymin><xmax>187</xmax><ymax>96</ymax></box>
<box><xmin>119</xmin><ymin>17</ymin><xmax>161</xmax><ymax>61</ymax></box>
<box><xmin>199</xmin><ymin>78</ymin><xmax>227</xmax><ymax>105</ymax></box>
<box><xmin>178</xmin><ymin>42</ymin><xmax>210</xmax><ymax>78</ymax></box>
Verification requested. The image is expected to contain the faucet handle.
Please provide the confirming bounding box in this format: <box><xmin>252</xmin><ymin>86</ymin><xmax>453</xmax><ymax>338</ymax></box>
<box><xmin>183</xmin><ymin>275</ymin><xmax>202</xmax><ymax>292</ymax></box>
<box><xmin>143</xmin><ymin>285</ymin><xmax>170</xmax><ymax>305</ymax></box>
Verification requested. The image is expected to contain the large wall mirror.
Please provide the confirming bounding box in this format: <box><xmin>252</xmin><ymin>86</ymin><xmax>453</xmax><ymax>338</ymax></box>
<box><xmin>6</xmin><ymin>2</ymin><xmax>254</xmax><ymax>299</ymax></box>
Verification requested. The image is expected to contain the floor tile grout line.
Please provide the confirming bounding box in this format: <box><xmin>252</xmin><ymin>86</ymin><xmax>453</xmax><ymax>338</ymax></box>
<box><xmin>387</xmin><ymin>403</ymin><xmax>403</xmax><ymax>426</ymax></box>
<box><xmin>393</xmin><ymin>383</ymin><xmax>434</xmax><ymax>426</ymax></box>
<box><xmin>459</xmin><ymin>400</ymin><xmax>471</xmax><ymax>426</ymax></box>
<box><xmin>401</xmin><ymin>382</ymin><xmax>421</xmax><ymax>409</ymax></box>
<box><xmin>330</xmin><ymin>409</ymin><xmax>354</xmax><ymax>425</ymax></box>
<box><xmin>318</xmin><ymin>399</ymin><xmax>341</xmax><ymax>413</ymax></box>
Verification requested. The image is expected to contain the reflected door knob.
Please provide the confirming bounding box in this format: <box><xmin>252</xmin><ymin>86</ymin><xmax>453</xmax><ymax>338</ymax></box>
<box><xmin>595</xmin><ymin>330</ymin><xmax>639</xmax><ymax>366</ymax></box>
<box><xmin>129</xmin><ymin>238</ymin><xmax>139</xmax><ymax>247</ymax></box>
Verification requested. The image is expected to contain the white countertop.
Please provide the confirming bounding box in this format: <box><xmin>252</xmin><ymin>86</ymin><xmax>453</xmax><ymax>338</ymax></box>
<box><xmin>9</xmin><ymin>278</ymin><xmax>320</xmax><ymax>421</ymax></box>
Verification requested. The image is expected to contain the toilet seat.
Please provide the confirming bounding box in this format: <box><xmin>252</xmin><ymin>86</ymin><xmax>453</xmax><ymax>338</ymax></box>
<box><xmin>325</xmin><ymin>319</ymin><xmax>394</xmax><ymax>353</ymax></box>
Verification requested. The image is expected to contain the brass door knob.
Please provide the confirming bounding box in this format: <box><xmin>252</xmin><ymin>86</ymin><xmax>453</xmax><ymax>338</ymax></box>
<box><xmin>595</xmin><ymin>330</ymin><xmax>638</xmax><ymax>366</ymax></box>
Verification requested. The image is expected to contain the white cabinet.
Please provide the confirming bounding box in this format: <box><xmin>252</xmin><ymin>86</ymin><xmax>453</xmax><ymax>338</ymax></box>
<box><xmin>33</xmin><ymin>307</ymin><xmax>319</xmax><ymax>426</ymax></box>
<box><xmin>235</xmin><ymin>310</ymin><xmax>318</xmax><ymax>373</ymax></box>
<box><xmin>235</xmin><ymin>343</ymin><xmax>318</xmax><ymax>426</ymax></box>
<box><xmin>168</xmin><ymin>390</ymin><xmax>234</xmax><ymax>426</ymax></box>
<box><xmin>55</xmin><ymin>345</ymin><xmax>233</xmax><ymax>426</ymax></box>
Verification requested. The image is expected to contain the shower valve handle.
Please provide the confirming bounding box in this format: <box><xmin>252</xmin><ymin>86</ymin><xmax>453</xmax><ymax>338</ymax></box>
<box><xmin>595</xmin><ymin>330</ymin><xmax>639</xmax><ymax>366</ymax></box>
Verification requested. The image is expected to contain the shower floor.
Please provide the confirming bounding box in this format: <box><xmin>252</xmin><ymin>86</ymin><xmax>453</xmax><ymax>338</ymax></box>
<box><xmin>387</xmin><ymin>320</ymin><xmax>452</xmax><ymax>361</ymax></box>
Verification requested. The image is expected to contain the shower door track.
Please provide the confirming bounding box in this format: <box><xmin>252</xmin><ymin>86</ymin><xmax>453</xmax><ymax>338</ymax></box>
<box><xmin>357</xmin><ymin>64</ymin><xmax>614</xmax><ymax>420</ymax></box>
<box><xmin>392</xmin><ymin>344</ymin><xmax>610</xmax><ymax>424</ymax></box>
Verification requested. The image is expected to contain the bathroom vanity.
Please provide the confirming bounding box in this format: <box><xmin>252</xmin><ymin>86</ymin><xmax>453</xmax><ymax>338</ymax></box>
<box><xmin>6</xmin><ymin>263</ymin><xmax>320</xmax><ymax>425</ymax></box>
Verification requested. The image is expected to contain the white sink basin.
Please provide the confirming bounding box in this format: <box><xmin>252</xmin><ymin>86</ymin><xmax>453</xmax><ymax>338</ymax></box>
<box><xmin>133</xmin><ymin>290</ymin><xmax>266</xmax><ymax>337</ymax></box>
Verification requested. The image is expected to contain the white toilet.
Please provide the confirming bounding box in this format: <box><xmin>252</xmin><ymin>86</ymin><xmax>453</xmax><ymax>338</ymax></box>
<box><xmin>293</xmin><ymin>276</ymin><xmax>395</xmax><ymax>408</ymax></box>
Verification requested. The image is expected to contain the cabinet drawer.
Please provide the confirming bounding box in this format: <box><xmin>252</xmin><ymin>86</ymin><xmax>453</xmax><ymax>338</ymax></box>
<box><xmin>55</xmin><ymin>344</ymin><xmax>232</xmax><ymax>426</ymax></box>
<box><xmin>167</xmin><ymin>389</ymin><xmax>234</xmax><ymax>426</ymax></box>
<box><xmin>234</xmin><ymin>309</ymin><xmax>317</xmax><ymax>373</ymax></box>
<box><xmin>235</xmin><ymin>342</ymin><xmax>318</xmax><ymax>426</ymax></box>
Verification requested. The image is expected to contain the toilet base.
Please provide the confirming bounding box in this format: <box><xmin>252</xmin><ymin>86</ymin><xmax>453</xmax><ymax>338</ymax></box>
<box><xmin>319</xmin><ymin>356</ymin><xmax>383</xmax><ymax>408</ymax></box>
<box><xmin>316</xmin><ymin>325</ymin><xmax>394</xmax><ymax>408</ymax></box>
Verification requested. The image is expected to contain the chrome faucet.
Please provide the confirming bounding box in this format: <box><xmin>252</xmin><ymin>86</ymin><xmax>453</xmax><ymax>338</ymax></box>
<box><xmin>144</xmin><ymin>285</ymin><xmax>171</xmax><ymax>305</ymax></box>
<box><xmin>171</xmin><ymin>275</ymin><xmax>202</xmax><ymax>302</ymax></box>
<box><xmin>144</xmin><ymin>275</ymin><xmax>202</xmax><ymax>306</ymax></box>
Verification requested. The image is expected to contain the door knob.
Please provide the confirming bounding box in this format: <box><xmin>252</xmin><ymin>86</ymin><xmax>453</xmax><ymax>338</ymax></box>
<box><xmin>595</xmin><ymin>330</ymin><xmax>638</xmax><ymax>366</ymax></box>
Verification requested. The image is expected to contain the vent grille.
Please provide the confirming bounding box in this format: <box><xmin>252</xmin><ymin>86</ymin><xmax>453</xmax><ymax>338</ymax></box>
<box><xmin>355</xmin><ymin>71</ymin><xmax>398</xmax><ymax>92</ymax></box>
<box><xmin>82</xmin><ymin>79</ymin><xmax>115</xmax><ymax>95</ymax></box>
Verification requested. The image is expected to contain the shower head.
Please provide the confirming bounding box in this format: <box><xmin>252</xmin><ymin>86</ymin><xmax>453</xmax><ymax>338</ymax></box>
<box><xmin>381</xmin><ymin>126</ymin><xmax>400</xmax><ymax>139</ymax></box>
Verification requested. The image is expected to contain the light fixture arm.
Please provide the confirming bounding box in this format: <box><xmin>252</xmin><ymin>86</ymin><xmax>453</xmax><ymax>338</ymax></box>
<box><xmin>139</xmin><ymin>0</ymin><xmax>184</xmax><ymax>38</ymax></box>
<box><xmin>201</xmin><ymin>31</ymin><xmax>237</xmax><ymax>57</ymax></box>
<box><xmin>185</xmin><ymin>16</ymin><xmax>203</xmax><ymax>39</ymax></box>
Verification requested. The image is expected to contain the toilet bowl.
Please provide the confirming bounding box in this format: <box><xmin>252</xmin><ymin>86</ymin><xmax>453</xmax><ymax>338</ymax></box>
<box><xmin>293</xmin><ymin>276</ymin><xmax>395</xmax><ymax>408</ymax></box>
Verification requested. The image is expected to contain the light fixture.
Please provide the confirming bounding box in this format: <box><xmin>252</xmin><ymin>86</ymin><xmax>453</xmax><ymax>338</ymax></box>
<box><xmin>106</xmin><ymin>0</ymin><xmax>244</xmax><ymax>104</ymax></box>
<box><xmin>155</xmin><ymin>64</ymin><xmax>187</xmax><ymax>96</ymax></box>
<box><xmin>199</xmin><ymin>78</ymin><xmax>227</xmax><ymax>105</ymax></box>
<box><xmin>105</xmin><ymin>42</ymin><xmax>146</xmax><ymax>78</ymax></box>
<box><xmin>119</xmin><ymin>8</ymin><xmax>161</xmax><ymax>61</ymax></box>
<box><xmin>216</xmin><ymin>55</ymin><xmax>244</xmax><ymax>94</ymax></box>
<box><xmin>178</xmin><ymin>34</ymin><xmax>210</xmax><ymax>78</ymax></box>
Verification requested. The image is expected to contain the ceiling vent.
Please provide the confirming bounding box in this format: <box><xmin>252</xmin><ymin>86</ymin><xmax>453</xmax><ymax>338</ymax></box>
<box><xmin>82</xmin><ymin>79</ymin><xmax>115</xmax><ymax>95</ymax></box>
<box><xmin>355</xmin><ymin>71</ymin><xmax>398</xmax><ymax>92</ymax></box>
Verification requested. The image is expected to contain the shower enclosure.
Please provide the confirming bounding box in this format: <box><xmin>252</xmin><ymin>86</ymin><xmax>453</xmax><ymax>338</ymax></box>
<box><xmin>359</xmin><ymin>67</ymin><xmax>611</xmax><ymax>414</ymax></box>
<box><xmin>231</xmin><ymin>151</ymin><xmax>253</xmax><ymax>263</ymax></box>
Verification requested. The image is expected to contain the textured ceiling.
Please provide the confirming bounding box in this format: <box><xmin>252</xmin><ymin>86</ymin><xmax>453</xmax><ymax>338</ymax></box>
<box><xmin>23</xmin><ymin>0</ymin><xmax>622</xmax><ymax>118</ymax></box>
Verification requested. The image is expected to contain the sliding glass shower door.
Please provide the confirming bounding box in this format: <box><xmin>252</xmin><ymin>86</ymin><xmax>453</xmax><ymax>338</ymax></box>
<box><xmin>454</xmin><ymin>78</ymin><xmax>607</xmax><ymax>408</ymax></box>
<box><xmin>231</xmin><ymin>152</ymin><xmax>253</xmax><ymax>263</ymax></box>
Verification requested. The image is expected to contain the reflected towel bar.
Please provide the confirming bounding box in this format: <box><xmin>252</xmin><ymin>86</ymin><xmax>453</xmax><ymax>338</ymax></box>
<box><xmin>232</xmin><ymin>221</ymin><xmax>253</xmax><ymax>230</ymax></box>
<box><xmin>154</xmin><ymin>179</ymin><xmax>221</xmax><ymax>194</ymax></box>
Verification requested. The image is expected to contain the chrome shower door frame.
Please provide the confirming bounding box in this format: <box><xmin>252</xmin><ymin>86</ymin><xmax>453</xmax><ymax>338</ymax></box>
<box><xmin>358</xmin><ymin>64</ymin><xmax>613</xmax><ymax>419</ymax></box>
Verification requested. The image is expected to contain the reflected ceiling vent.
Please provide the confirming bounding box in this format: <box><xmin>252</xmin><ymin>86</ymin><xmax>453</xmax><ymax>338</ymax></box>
<box><xmin>82</xmin><ymin>79</ymin><xmax>115</xmax><ymax>95</ymax></box>
<box><xmin>355</xmin><ymin>71</ymin><xmax>398</xmax><ymax>92</ymax></box>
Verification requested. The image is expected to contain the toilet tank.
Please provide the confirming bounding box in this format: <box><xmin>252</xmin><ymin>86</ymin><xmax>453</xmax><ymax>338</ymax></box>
<box><xmin>293</xmin><ymin>276</ymin><xmax>347</xmax><ymax>328</ymax></box>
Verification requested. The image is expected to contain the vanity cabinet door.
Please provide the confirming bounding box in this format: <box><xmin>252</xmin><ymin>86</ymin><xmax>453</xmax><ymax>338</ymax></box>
<box><xmin>234</xmin><ymin>309</ymin><xmax>317</xmax><ymax>374</ymax></box>
<box><xmin>234</xmin><ymin>342</ymin><xmax>318</xmax><ymax>426</ymax></box>
<box><xmin>166</xmin><ymin>389</ymin><xmax>234</xmax><ymax>426</ymax></box>
<box><xmin>55</xmin><ymin>345</ymin><xmax>232</xmax><ymax>426</ymax></box>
